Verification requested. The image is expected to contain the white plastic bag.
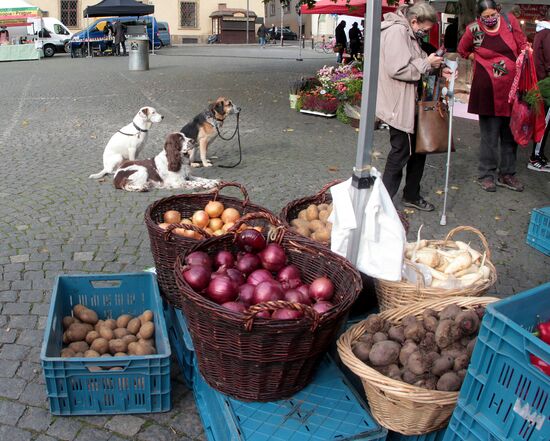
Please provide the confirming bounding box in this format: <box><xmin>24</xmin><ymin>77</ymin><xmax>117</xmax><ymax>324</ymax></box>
<box><xmin>329</xmin><ymin>168</ymin><xmax>406</xmax><ymax>281</ymax></box>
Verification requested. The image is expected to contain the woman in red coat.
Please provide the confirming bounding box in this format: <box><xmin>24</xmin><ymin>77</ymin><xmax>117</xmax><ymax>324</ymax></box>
<box><xmin>458</xmin><ymin>0</ymin><xmax>528</xmax><ymax>192</ymax></box>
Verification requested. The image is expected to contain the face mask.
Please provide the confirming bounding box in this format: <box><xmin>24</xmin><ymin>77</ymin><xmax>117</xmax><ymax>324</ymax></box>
<box><xmin>414</xmin><ymin>29</ymin><xmax>427</xmax><ymax>40</ymax></box>
<box><xmin>481</xmin><ymin>15</ymin><xmax>499</xmax><ymax>28</ymax></box>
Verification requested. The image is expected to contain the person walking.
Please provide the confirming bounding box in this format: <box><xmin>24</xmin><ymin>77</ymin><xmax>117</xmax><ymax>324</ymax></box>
<box><xmin>114</xmin><ymin>19</ymin><xmax>127</xmax><ymax>56</ymax></box>
<box><xmin>531</xmin><ymin>8</ymin><xmax>550</xmax><ymax>172</ymax></box>
<box><xmin>104</xmin><ymin>21</ymin><xmax>114</xmax><ymax>54</ymax></box>
<box><xmin>458</xmin><ymin>0</ymin><xmax>529</xmax><ymax>192</ymax></box>
<box><xmin>335</xmin><ymin>20</ymin><xmax>347</xmax><ymax>63</ymax></box>
<box><xmin>349</xmin><ymin>22</ymin><xmax>362</xmax><ymax>60</ymax></box>
<box><xmin>0</xmin><ymin>26</ymin><xmax>9</xmax><ymax>45</ymax></box>
<box><xmin>257</xmin><ymin>24</ymin><xmax>267</xmax><ymax>47</ymax></box>
<box><xmin>269</xmin><ymin>24</ymin><xmax>276</xmax><ymax>44</ymax></box>
<box><xmin>376</xmin><ymin>2</ymin><xmax>449</xmax><ymax>212</ymax></box>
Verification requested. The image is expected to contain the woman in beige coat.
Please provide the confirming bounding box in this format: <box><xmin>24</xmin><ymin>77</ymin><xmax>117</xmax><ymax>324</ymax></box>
<box><xmin>376</xmin><ymin>2</ymin><xmax>449</xmax><ymax>212</ymax></box>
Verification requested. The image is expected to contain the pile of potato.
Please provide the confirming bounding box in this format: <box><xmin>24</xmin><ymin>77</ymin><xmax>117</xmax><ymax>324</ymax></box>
<box><xmin>405</xmin><ymin>238</ymin><xmax>491</xmax><ymax>289</ymax></box>
<box><xmin>352</xmin><ymin>304</ymin><xmax>484</xmax><ymax>392</ymax></box>
<box><xmin>158</xmin><ymin>200</ymin><xmax>262</xmax><ymax>239</ymax></box>
<box><xmin>61</xmin><ymin>304</ymin><xmax>157</xmax><ymax>368</ymax></box>
<box><xmin>289</xmin><ymin>203</ymin><xmax>333</xmax><ymax>243</ymax></box>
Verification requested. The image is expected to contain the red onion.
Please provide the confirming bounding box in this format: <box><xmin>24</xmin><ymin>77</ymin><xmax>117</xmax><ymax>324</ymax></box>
<box><xmin>256</xmin><ymin>310</ymin><xmax>271</xmax><ymax>319</ymax></box>
<box><xmin>238</xmin><ymin>284</ymin><xmax>255</xmax><ymax>307</ymax></box>
<box><xmin>259</xmin><ymin>243</ymin><xmax>287</xmax><ymax>272</ymax></box>
<box><xmin>277</xmin><ymin>265</ymin><xmax>301</xmax><ymax>282</ymax></box>
<box><xmin>272</xmin><ymin>309</ymin><xmax>303</xmax><ymax>320</ymax></box>
<box><xmin>281</xmin><ymin>279</ymin><xmax>302</xmax><ymax>290</ymax></box>
<box><xmin>206</xmin><ymin>276</ymin><xmax>238</xmax><ymax>304</ymax></box>
<box><xmin>309</xmin><ymin>277</ymin><xmax>334</xmax><ymax>301</ymax></box>
<box><xmin>226</xmin><ymin>268</ymin><xmax>245</xmax><ymax>286</ymax></box>
<box><xmin>284</xmin><ymin>289</ymin><xmax>311</xmax><ymax>305</ymax></box>
<box><xmin>297</xmin><ymin>284</ymin><xmax>310</xmax><ymax>297</ymax></box>
<box><xmin>182</xmin><ymin>266</ymin><xmax>211</xmax><ymax>291</ymax></box>
<box><xmin>253</xmin><ymin>281</ymin><xmax>283</xmax><ymax>304</ymax></box>
<box><xmin>236</xmin><ymin>253</ymin><xmax>262</xmax><ymax>275</ymax></box>
<box><xmin>214</xmin><ymin>250</ymin><xmax>234</xmax><ymax>269</ymax></box>
<box><xmin>221</xmin><ymin>301</ymin><xmax>246</xmax><ymax>313</ymax></box>
<box><xmin>185</xmin><ymin>251</ymin><xmax>212</xmax><ymax>269</ymax></box>
<box><xmin>312</xmin><ymin>301</ymin><xmax>334</xmax><ymax>314</ymax></box>
<box><xmin>236</xmin><ymin>229</ymin><xmax>266</xmax><ymax>252</ymax></box>
<box><xmin>210</xmin><ymin>265</ymin><xmax>228</xmax><ymax>279</ymax></box>
<box><xmin>247</xmin><ymin>269</ymin><xmax>273</xmax><ymax>286</ymax></box>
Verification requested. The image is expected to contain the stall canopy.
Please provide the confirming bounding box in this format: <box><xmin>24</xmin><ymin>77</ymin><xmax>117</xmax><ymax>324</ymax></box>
<box><xmin>0</xmin><ymin>0</ymin><xmax>41</xmax><ymax>27</ymax></box>
<box><xmin>300</xmin><ymin>0</ymin><xmax>403</xmax><ymax>17</ymax></box>
<box><xmin>83</xmin><ymin>0</ymin><xmax>154</xmax><ymax>18</ymax></box>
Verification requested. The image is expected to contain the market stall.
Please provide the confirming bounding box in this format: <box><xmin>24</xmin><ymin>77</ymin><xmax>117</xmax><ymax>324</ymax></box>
<box><xmin>0</xmin><ymin>0</ymin><xmax>42</xmax><ymax>61</ymax></box>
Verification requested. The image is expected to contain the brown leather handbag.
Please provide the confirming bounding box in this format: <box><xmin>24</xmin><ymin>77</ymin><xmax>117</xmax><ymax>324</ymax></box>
<box><xmin>415</xmin><ymin>77</ymin><xmax>455</xmax><ymax>154</ymax></box>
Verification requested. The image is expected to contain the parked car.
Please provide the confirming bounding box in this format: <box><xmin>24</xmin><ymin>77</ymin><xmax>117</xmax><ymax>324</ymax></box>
<box><xmin>274</xmin><ymin>28</ymin><xmax>298</xmax><ymax>41</ymax></box>
<box><xmin>157</xmin><ymin>21</ymin><xmax>170</xmax><ymax>47</ymax></box>
<box><xmin>8</xmin><ymin>17</ymin><xmax>72</xmax><ymax>57</ymax></box>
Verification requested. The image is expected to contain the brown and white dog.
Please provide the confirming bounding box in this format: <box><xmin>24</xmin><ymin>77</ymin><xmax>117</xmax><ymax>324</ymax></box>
<box><xmin>180</xmin><ymin>97</ymin><xmax>240</xmax><ymax>168</ymax></box>
<box><xmin>113</xmin><ymin>133</ymin><xmax>218</xmax><ymax>192</ymax></box>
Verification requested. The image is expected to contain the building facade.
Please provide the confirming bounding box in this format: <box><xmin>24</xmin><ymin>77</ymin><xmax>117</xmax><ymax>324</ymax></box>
<box><xmin>263</xmin><ymin>0</ymin><xmax>312</xmax><ymax>39</ymax></box>
<box><xmin>30</xmin><ymin>1</ymin><xmax>265</xmax><ymax>44</ymax></box>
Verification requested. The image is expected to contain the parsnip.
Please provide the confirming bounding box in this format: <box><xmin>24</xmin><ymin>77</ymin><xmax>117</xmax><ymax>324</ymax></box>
<box><xmin>454</xmin><ymin>264</ymin><xmax>479</xmax><ymax>278</ymax></box>
<box><xmin>444</xmin><ymin>252</ymin><xmax>472</xmax><ymax>275</ymax></box>
<box><xmin>435</xmin><ymin>258</ymin><xmax>450</xmax><ymax>272</ymax></box>
<box><xmin>415</xmin><ymin>249</ymin><xmax>440</xmax><ymax>268</ymax></box>
<box><xmin>479</xmin><ymin>265</ymin><xmax>490</xmax><ymax>280</ymax></box>
<box><xmin>410</xmin><ymin>225</ymin><xmax>426</xmax><ymax>262</ymax></box>
<box><xmin>429</xmin><ymin>267</ymin><xmax>449</xmax><ymax>281</ymax></box>
<box><xmin>455</xmin><ymin>241</ymin><xmax>482</xmax><ymax>263</ymax></box>
<box><xmin>459</xmin><ymin>272</ymin><xmax>483</xmax><ymax>287</ymax></box>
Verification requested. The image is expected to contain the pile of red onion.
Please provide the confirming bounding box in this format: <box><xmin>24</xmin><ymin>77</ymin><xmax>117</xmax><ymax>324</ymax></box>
<box><xmin>181</xmin><ymin>229</ymin><xmax>336</xmax><ymax>320</ymax></box>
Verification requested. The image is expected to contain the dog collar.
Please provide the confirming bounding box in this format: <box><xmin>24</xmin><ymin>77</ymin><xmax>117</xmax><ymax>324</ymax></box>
<box><xmin>133</xmin><ymin>122</ymin><xmax>148</xmax><ymax>133</ymax></box>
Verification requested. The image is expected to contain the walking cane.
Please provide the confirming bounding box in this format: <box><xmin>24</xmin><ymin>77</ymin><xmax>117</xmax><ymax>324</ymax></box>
<box><xmin>440</xmin><ymin>59</ymin><xmax>458</xmax><ymax>226</ymax></box>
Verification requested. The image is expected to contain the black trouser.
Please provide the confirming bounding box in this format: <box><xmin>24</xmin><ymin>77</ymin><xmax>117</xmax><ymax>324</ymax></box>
<box><xmin>115</xmin><ymin>41</ymin><xmax>126</xmax><ymax>56</ymax></box>
<box><xmin>382</xmin><ymin>126</ymin><xmax>427</xmax><ymax>201</ymax></box>
<box><xmin>478</xmin><ymin>115</ymin><xmax>517</xmax><ymax>179</ymax></box>
<box><xmin>532</xmin><ymin>105</ymin><xmax>549</xmax><ymax>159</ymax></box>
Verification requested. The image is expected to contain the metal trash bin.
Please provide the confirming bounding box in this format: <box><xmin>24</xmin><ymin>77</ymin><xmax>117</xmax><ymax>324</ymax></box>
<box><xmin>128</xmin><ymin>36</ymin><xmax>149</xmax><ymax>71</ymax></box>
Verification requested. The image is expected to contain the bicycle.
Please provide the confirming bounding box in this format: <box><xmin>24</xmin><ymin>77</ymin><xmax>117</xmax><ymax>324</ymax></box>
<box><xmin>314</xmin><ymin>36</ymin><xmax>336</xmax><ymax>54</ymax></box>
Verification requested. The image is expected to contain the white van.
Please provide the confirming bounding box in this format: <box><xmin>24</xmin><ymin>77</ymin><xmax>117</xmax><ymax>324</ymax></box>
<box><xmin>10</xmin><ymin>17</ymin><xmax>72</xmax><ymax>57</ymax></box>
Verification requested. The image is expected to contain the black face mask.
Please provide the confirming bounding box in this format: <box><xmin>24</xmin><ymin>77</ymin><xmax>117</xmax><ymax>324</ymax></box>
<box><xmin>414</xmin><ymin>29</ymin><xmax>428</xmax><ymax>40</ymax></box>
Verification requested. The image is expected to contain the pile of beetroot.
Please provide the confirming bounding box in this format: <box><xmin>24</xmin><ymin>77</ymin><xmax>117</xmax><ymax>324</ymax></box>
<box><xmin>181</xmin><ymin>229</ymin><xmax>336</xmax><ymax>319</ymax></box>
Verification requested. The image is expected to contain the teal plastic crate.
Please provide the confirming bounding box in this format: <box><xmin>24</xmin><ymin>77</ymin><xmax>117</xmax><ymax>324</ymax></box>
<box><xmin>457</xmin><ymin>283</ymin><xmax>550</xmax><ymax>441</ymax></box>
<box><xmin>443</xmin><ymin>403</ymin><xmax>503</xmax><ymax>441</ymax></box>
<box><xmin>193</xmin><ymin>356</ymin><xmax>387</xmax><ymax>441</ymax></box>
<box><xmin>163</xmin><ymin>301</ymin><xmax>194</xmax><ymax>388</ymax></box>
<box><xmin>41</xmin><ymin>273</ymin><xmax>171</xmax><ymax>415</ymax></box>
<box><xmin>388</xmin><ymin>428</ymin><xmax>446</xmax><ymax>441</ymax></box>
<box><xmin>526</xmin><ymin>206</ymin><xmax>550</xmax><ymax>255</ymax></box>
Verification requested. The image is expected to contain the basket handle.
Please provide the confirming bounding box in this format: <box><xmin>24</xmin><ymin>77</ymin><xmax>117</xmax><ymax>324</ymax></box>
<box><xmin>444</xmin><ymin>226</ymin><xmax>491</xmax><ymax>260</ymax></box>
<box><xmin>210</xmin><ymin>181</ymin><xmax>250</xmax><ymax>208</ymax></box>
<box><xmin>164</xmin><ymin>223</ymin><xmax>211</xmax><ymax>241</ymax></box>
<box><xmin>229</xmin><ymin>212</ymin><xmax>286</xmax><ymax>243</ymax></box>
<box><xmin>314</xmin><ymin>179</ymin><xmax>344</xmax><ymax>199</ymax></box>
<box><xmin>243</xmin><ymin>300</ymin><xmax>320</xmax><ymax>332</ymax></box>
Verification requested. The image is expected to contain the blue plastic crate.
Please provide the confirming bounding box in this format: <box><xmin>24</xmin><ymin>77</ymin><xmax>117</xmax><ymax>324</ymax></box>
<box><xmin>443</xmin><ymin>403</ymin><xmax>503</xmax><ymax>441</ymax></box>
<box><xmin>41</xmin><ymin>273</ymin><xmax>171</xmax><ymax>415</ymax></box>
<box><xmin>526</xmin><ymin>206</ymin><xmax>550</xmax><ymax>255</ymax></box>
<box><xmin>193</xmin><ymin>356</ymin><xmax>387</xmax><ymax>441</ymax></box>
<box><xmin>162</xmin><ymin>301</ymin><xmax>194</xmax><ymax>388</ymax></box>
<box><xmin>388</xmin><ymin>428</ymin><xmax>447</xmax><ymax>441</ymax></box>
<box><xmin>457</xmin><ymin>283</ymin><xmax>550</xmax><ymax>441</ymax></box>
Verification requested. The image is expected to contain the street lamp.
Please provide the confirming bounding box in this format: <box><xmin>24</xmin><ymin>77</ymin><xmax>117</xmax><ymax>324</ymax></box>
<box><xmin>246</xmin><ymin>0</ymin><xmax>249</xmax><ymax>44</ymax></box>
<box><xmin>280</xmin><ymin>0</ymin><xmax>284</xmax><ymax>46</ymax></box>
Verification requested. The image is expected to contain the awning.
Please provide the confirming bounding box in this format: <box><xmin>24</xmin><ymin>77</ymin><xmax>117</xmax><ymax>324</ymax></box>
<box><xmin>300</xmin><ymin>0</ymin><xmax>403</xmax><ymax>17</ymax></box>
<box><xmin>83</xmin><ymin>0</ymin><xmax>154</xmax><ymax>18</ymax></box>
<box><xmin>0</xmin><ymin>0</ymin><xmax>41</xmax><ymax>27</ymax></box>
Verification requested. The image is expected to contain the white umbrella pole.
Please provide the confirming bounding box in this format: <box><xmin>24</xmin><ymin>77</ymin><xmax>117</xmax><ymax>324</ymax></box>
<box><xmin>152</xmin><ymin>16</ymin><xmax>155</xmax><ymax>55</ymax></box>
<box><xmin>87</xmin><ymin>14</ymin><xmax>90</xmax><ymax>57</ymax></box>
<box><xmin>345</xmin><ymin>0</ymin><xmax>382</xmax><ymax>266</ymax></box>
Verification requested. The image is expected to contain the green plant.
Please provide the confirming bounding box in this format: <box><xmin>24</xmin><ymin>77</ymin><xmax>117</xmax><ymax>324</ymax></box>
<box><xmin>537</xmin><ymin>77</ymin><xmax>550</xmax><ymax>106</ymax></box>
<box><xmin>524</xmin><ymin>88</ymin><xmax>544</xmax><ymax>114</ymax></box>
<box><xmin>336</xmin><ymin>104</ymin><xmax>350</xmax><ymax>124</ymax></box>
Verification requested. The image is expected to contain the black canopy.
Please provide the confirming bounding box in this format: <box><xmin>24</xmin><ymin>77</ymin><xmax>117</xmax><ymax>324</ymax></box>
<box><xmin>84</xmin><ymin>0</ymin><xmax>154</xmax><ymax>17</ymax></box>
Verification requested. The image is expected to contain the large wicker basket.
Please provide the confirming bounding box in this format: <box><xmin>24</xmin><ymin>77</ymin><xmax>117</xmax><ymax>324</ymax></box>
<box><xmin>144</xmin><ymin>182</ymin><xmax>274</xmax><ymax>306</ymax></box>
<box><xmin>375</xmin><ymin>226</ymin><xmax>497</xmax><ymax>311</ymax></box>
<box><xmin>337</xmin><ymin>296</ymin><xmax>499</xmax><ymax>435</ymax></box>
<box><xmin>174</xmin><ymin>212</ymin><xmax>362</xmax><ymax>401</ymax></box>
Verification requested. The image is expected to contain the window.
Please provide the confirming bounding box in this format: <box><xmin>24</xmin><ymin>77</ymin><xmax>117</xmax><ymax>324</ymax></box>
<box><xmin>60</xmin><ymin>0</ymin><xmax>78</xmax><ymax>28</ymax></box>
<box><xmin>53</xmin><ymin>24</ymin><xmax>69</xmax><ymax>35</ymax></box>
<box><xmin>269</xmin><ymin>1</ymin><xmax>275</xmax><ymax>16</ymax></box>
<box><xmin>180</xmin><ymin>1</ymin><xmax>198</xmax><ymax>28</ymax></box>
<box><xmin>284</xmin><ymin>0</ymin><xmax>291</xmax><ymax>14</ymax></box>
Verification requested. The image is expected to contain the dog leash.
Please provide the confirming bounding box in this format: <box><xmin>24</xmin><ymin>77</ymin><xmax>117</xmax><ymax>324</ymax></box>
<box><xmin>216</xmin><ymin>112</ymin><xmax>242</xmax><ymax>168</ymax></box>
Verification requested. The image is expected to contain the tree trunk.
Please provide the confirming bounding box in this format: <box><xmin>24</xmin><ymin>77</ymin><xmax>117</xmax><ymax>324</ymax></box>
<box><xmin>458</xmin><ymin>0</ymin><xmax>476</xmax><ymax>38</ymax></box>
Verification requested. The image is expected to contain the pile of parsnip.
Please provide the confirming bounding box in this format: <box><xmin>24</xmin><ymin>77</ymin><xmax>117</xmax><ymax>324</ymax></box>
<box><xmin>404</xmin><ymin>235</ymin><xmax>491</xmax><ymax>289</ymax></box>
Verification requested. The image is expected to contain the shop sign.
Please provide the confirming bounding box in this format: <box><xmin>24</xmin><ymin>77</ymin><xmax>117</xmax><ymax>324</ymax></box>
<box><xmin>520</xmin><ymin>5</ymin><xmax>549</xmax><ymax>21</ymax></box>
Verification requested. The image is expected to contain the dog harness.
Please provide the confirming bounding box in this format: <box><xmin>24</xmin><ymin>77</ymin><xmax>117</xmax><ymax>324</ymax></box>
<box><xmin>118</xmin><ymin>122</ymin><xmax>149</xmax><ymax>137</ymax></box>
<box><xmin>204</xmin><ymin>111</ymin><xmax>224</xmax><ymax>129</ymax></box>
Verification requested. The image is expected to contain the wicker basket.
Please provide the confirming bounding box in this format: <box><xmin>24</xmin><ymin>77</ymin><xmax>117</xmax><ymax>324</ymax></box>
<box><xmin>174</xmin><ymin>212</ymin><xmax>362</xmax><ymax>401</ymax></box>
<box><xmin>375</xmin><ymin>226</ymin><xmax>497</xmax><ymax>311</ymax></box>
<box><xmin>280</xmin><ymin>179</ymin><xmax>409</xmax><ymax>245</ymax></box>
<box><xmin>144</xmin><ymin>182</ymin><xmax>274</xmax><ymax>306</ymax></box>
<box><xmin>337</xmin><ymin>296</ymin><xmax>499</xmax><ymax>435</ymax></box>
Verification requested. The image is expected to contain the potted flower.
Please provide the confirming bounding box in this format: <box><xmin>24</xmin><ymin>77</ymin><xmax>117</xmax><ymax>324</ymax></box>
<box><xmin>299</xmin><ymin>87</ymin><xmax>339</xmax><ymax>117</ymax></box>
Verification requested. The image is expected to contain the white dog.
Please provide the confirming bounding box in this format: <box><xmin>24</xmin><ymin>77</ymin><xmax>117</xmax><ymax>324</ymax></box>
<box><xmin>113</xmin><ymin>133</ymin><xmax>219</xmax><ymax>192</ymax></box>
<box><xmin>89</xmin><ymin>106</ymin><xmax>164</xmax><ymax>179</ymax></box>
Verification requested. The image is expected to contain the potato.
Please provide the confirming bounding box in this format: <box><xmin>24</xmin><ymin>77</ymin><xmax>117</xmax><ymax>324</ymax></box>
<box><xmin>369</xmin><ymin>341</ymin><xmax>401</xmax><ymax>366</ymax></box>
<box><xmin>388</xmin><ymin>326</ymin><xmax>405</xmax><ymax>343</ymax></box>
<box><xmin>352</xmin><ymin>341</ymin><xmax>372</xmax><ymax>361</ymax></box>
<box><xmin>457</xmin><ymin>369</ymin><xmax>467</xmax><ymax>380</ymax></box>
<box><xmin>85</xmin><ymin>331</ymin><xmax>99</xmax><ymax>345</ymax></box>
<box><xmin>138</xmin><ymin>322</ymin><xmax>155</xmax><ymax>340</ymax></box>
<box><xmin>379</xmin><ymin>364</ymin><xmax>401</xmax><ymax>380</ymax></box>
<box><xmin>110</xmin><ymin>367</ymin><xmax>123</xmax><ymax>371</ymax></box>
<box><xmin>116</xmin><ymin>314</ymin><xmax>133</xmax><ymax>329</ymax></box>
<box><xmin>104</xmin><ymin>319</ymin><xmax>117</xmax><ymax>330</ymax></box>
<box><xmin>133</xmin><ymin>343</ymin><xmax>155</xmax><ymax>356</ymax></box>
<box><xmin>61</xmin><ymin>348</ymin><xmax>76</xmax><ymax>358</ymax></box>
<box><xmin>439</xmin><ymin>304</ymin><xmax>462</xmax><ymax>321</ymax></box>
<box><xmin>88</xmin><ymin>366</ymin><xmax>103</xmax><ymax>372</ymax></box>
<box><xmin>318</xmin><ymin>210</ymin><xmax>330</xmax><ymax>223</ymax></box>
<box><xmin>317</xmin><ymin>203</ymin><xmax>329</xmax><ymax>211</ymax></box>
<box><xmin>113</xmin><ymin>327</ymin><xmax>130</xmax><ymax>339</ymax></box>
<box><xmin>66</xmin><ymin>323</ymin><xmax>92</xmax><ymax>342</ymax></box>
<box><xmin>290</xmin><ymin>218</ymin><xmax>309</xmax><ymax>229</ymax></box>
<box><xmin>308</xmin><ymin>219</ymin><xmax>325</xmax><ymax>232</ymax></box>
<box><xmin>141</xmin><ymin>310</ymin><xmax>154</xmax><ymax>323</ymax></box>
<box><xmin>455</xmin><ymin>310</ymin><xmax>480</xmax><ymax>336</ymax></box>
<box><xmin>399</xmin><ymin>341</ymin><xmax>418</xmax><ymax>365</ymax></box>
<box><xmin>298</xmin><ymin>209</ymin><xmax>308</xmax><ymax>221</ymax></box>
<box><xmin>402</xmin><ymin>315</ymin><xmax>418</xmax><ymax>328</ymax></box>
<box><xmin>306</xmin><ymin>204</ymin><xmax>319</xmax><ymax>221</ymax></box>
<box><xmin>94</xmin><ymin>320</ymin><xmax>105</xmax><ymax>332</ymax></box>
<box><xmin>90</xmin><ymin>338</ymin><xmax>109</xmax><ymax>355</ymax></box>
<box><xmin>314</xmin><ymin>228</ymin><xmax>331</xmax><ymax>243</ymax></box>
<box><xmin>466</xmin><ymin>337</ymin><xmax>477</xmax><ymax>357</ymax></box>
<box><xmin>359</xmin><ymin>333</ymin><xmax>374</xmax><ymax>345</ymax></box>
<box><xmin>404</xmin><ymin>322</ymin><xmax>426</xmax><ymax>343</ymax></box>
<box><xmin>419</xmin><ymin>332</ymin><xmax>437</xmax><ymax>353</ymax></box>
<box><xmin>77</xmin><ymin>308</ymin><xmax>99</xmax><ymax>325</ymax></box>
<box><xmin>138</xmin><ymin>338</ymin><xmax>155</xmax><ymax>348</ymax></box>
<box><xmin>68</xmin><ymin>341</ymin><xmax>89</xmax><ymax>353</ymax></box>
<box><xmin>431</xmin><ymin>355</ymin><xmax>454</xmax><ymax>377</ymax></box>
<box><xmin>99</xmin><ymin>326</ymin><xmax>114</xmax><ymax>341</ymax></box>
<box><xmin>109</xmin><ymin>339</ymin><xmax>128</xmax><ymax>354</ymax></box>
<box><xmin>364</xmin><ymin>315</ymin><xmax>384</xmax><ymax>334</ymax></box>
<box><xmin>453</xmin><ymin>354</ymin><xmax>470</xmax><ymax>371</ymax></box>
<box><xmin>127</xmin><ymin>318</ymin><xmax>141</xmax><ymax>335</ymax></box>
<box><xmin>101</xmin><ymin>353</ymin><xmax>112</xmax><ymax>358</ymax></box>
<box><xmin>436</xmin><ymin>372</ymin><xmax>462</xmax><ymax>391</ymax></box>
<box><xmin>127</xmin><ymin>342</ymin><xmax>139</xmax><ymax>355</ymax></box>
<box><xmin>402</xmin><ymin>369</ymin><xmax>424</xmax><ymax>385</ymax></box>
<box><xmin>122</xmin><ymin>334</ymin><xmax>138</xmax><ymax>345</ymax></box>
<box><xmin>435</xmin><ymin>320</ymin><xmax>456</xmax><ymax>349</ymax></box>
<box><xmin>73</xmin><ymin>304</ymin><xmax>86</xmax><ymax>316</ymax></box>
<box><xmin>114</xmin><ymin>352</ymin><xmax>127</xmax><ymax>357</ymax></box>
<box><xmin>293</xmin><ymin>226</ymin><xmax>311</xmax><ymax>238</ymax></box>
<box><xmin>63</xmin><ymin>316</ymin><xmax>77</xmax><ymax>330</ymax></box>
<box><xmin>406</xmin><ymin>351</ymin><xmax>428</xmax><ymax>375</ymax></box>
<box><xmin>423</xmin><ymin>315</ymin><xmax>439</xmax><ymax>333</ymax></box>
<box><xmin>373</xmin><ymin>332</ymin><xmax>388</xmax><ymax>343</ymax></box>
<box><xmin>84</xmin><ymin>350</ymin><xmax>100</xmax><ymax>358</ymax></box>
<box><xmin>63</xmin><ymin>331</ymin><xmax>70</xmax><ymax>345</ymax></box>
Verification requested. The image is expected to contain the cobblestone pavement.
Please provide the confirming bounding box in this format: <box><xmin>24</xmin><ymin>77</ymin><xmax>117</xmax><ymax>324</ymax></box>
<box><xmin>0</xmin><ymin>45</ymin><xmax>548</xmax><ymax>440</ymax></box>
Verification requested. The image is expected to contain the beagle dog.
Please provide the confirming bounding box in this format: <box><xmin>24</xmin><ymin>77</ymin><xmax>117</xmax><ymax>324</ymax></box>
<box><xmin>180</xmin><ymin>97</ymin><xmax>240</xmax><ymax>168</ymax></box>
<box><xmin>113</xmin><ymin>133</ymin><xmax>218</xmax><ymax>192</ymax></box>
<box><xmin>89</xmin><ymin>106</ymin><xmax>164</xmax><ymax>179</ymax></box>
